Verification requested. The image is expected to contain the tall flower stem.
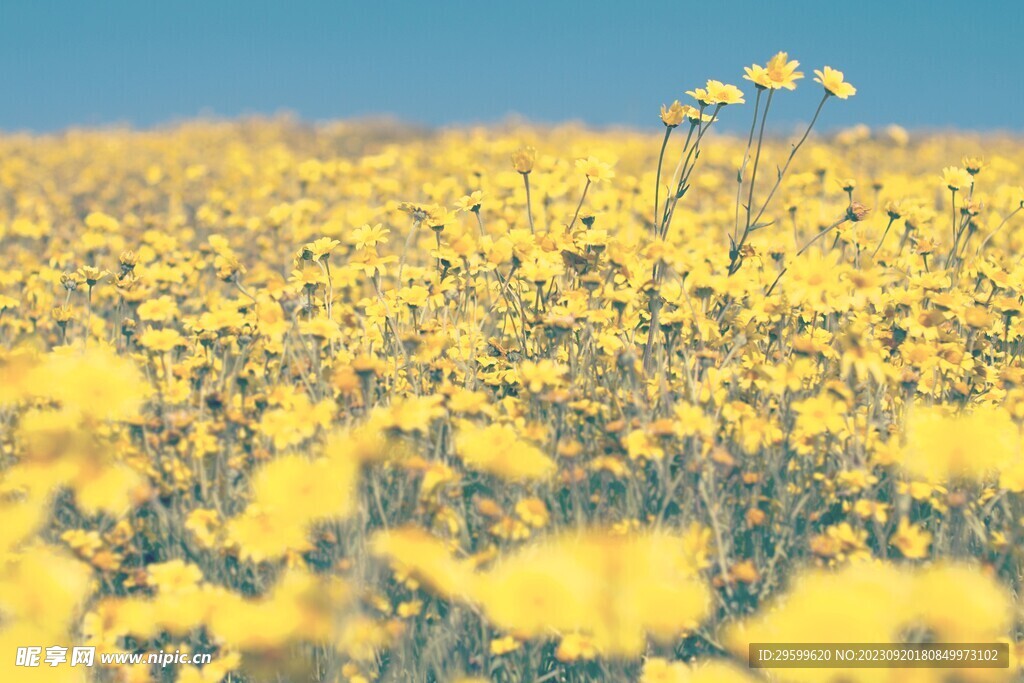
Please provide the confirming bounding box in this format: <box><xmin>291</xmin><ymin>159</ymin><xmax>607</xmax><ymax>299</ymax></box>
<box><xmin>750</xmin><ymin>93</ymin><xmax>829</xmax><ymax>227</ymax></box>
<box><xmin>977</xmin><ymin>206</ymin><xmax>1022</xmax><ymax>256</ymax></box>
<box><xmin>661</xmin><ymin>104</ymin><xmax>723</xmax><ymax>240</ymax></box>
<box><xmin>872</xmin><ymin>217</ymin><xmax>896</xmax><ymax>257</ymax></box>
<box><xmin>744</xmin><ymin>89</ymin><xmax>775</xmax><ymax>238</ymax></box>
<box><xmin>84</xmin><ymin>286</ymin><xmax>93</xmax><ymax>347</ymax></box>
<box><xmin>397</xmin><ymin>219</ymin><xmax>420</xmax><ymax>284</ymax></box>
<box><xmin>645</xmin><ymin>104</ymin><xmax>724</xmax><ymax>376</ymax></box>
<box><xmin>659</xmin><ymin>123</ymin><xmax>696</xmax><ymax>234</ymax></box>
<box><xmin>946</xmin><ymin>183</ymin><xmax>973</xmax><ymax>268</ymax></box>
<box><xmin>797</xmin><ymin>216</ymin><xmax>849</xmax><ymax>256</ymax></box>
<box><xmin>568</xmin><ymin>179</ymin><xmax>591</xmax><ymax>231</ymax></box>
<box><xmin>951</xmin><ymin>189</ymin><xmax>958</xmax><ymax>244</ymax></box>
<box><xmin>733</xmin><ymin>89</ymin><xmax>764</xmax><ymax>243</ymax></box>
<box><xmin>522</xmin><ymin>173</ymin><xmax>535</xmax><ymax>233</ymax></box>
<box><xmin>730</xmin><ymin>93</ymin><xmax>829</xmax><ymax>275</ymax></box>
<box><xmin>653</xmin><ymin>126</ymin><xmax>672</xmax><ymax>233</ymax></box>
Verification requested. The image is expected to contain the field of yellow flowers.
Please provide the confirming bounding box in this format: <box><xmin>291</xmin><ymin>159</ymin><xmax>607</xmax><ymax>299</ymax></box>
<box><xmin>1</xmin><ymin>54</ymin><xmax>1024</xmax><ymax>682</ymax></box>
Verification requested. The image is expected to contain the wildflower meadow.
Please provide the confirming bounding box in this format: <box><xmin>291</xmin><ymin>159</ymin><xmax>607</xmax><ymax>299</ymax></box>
<box><xmin>1</xmin><ymin>50</ymin><xmax>1024</xmax><ymax>683</ymax></box>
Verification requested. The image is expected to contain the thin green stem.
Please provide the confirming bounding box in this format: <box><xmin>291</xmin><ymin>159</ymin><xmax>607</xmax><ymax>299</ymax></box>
<box><xmin>654</xmin><ymin>126</ymin><xmax>673</xmax><ymax>233</ymax></box>
<box><xmin>730</xmin><ymin>94</ymin><xmax>829</xmax><ymax>275</ymax></box>
<box><xmin>397</xmin><ymin>219</ymin><xmax>420</xmax><ymax>284</ymax></box>
<box><xmin>872</xmin><ymin>216</ymin><xmax>897</xmax><ymax>257</ymax></box>
<box><xmin>734</xmin><ymin>88</ymin><xmax>763</xmax><ymax>243</ymax></box>
<box><xmin>977</xmin><ymin>206</ymin><xmax>1022</xmax><ymax>256</ymax></box>
<box><xmin>523</xmin><ymin>173</ymin><xmax>535</xmax><ymax>234</ymax></box>
<box><xmin>750</xmin><ymin>93</ymin><xmax>829</xmax><ymax>227</ymax></box>
<box><xmin>659</xmin><ymin>123</ymin><xmax>696</xmax><ymax>232</ymax></box>
<box><xmin>797</xmin><ymin>217</ymin><xmax>849</xmax><ymax>256</ymax></box>
<box><xmin>568</xmin><ymin>178</ymin><xmax>591</xmax><ymax>232</ymax></box>
<box><xmin>744</xmin><ymin>89</ymin><xmax>775</xmax><ymax>236</ymax></box>
<box><xmin>662</xmin><ymin>105</ymin><xmax>723</xmax><ymax>239</ymax></box>
<box><xmin>951</xmin><ymin>189</ymin><xmax>958</xmax><ymax>243</ymax></box>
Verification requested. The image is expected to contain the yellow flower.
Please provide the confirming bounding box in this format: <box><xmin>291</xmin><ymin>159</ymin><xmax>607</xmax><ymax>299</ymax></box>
<box><xmin>852</xmin><ymin>499</ymin><xmax>889</xmax><ymax>524</ymax></box>
<box><xmin>941</xmin><ymin>165</ymin><xmax>973</xmax><ymax>191</ymax></box>
<box><xmin>813</xmin><ymin>66</ymin><xmax>856</xmax><ymax>98</ymax></box>
<box><xmin>643</xmin><ymin>658</ymin><xmax>758</xmax><ymax>683</ymax></box>
<box><xmin>745</xmin><ymin>52</ymin><xmax>803</xmax><ymax>91</ymax></box>
<box><xmin>28</xmin><ymin>345</ymin><xmax>150</xmax><ymax>421</ymax></box>
<box><xmin>725</xmin><ymin>562</ymin><xmax>911</xmax><ymax>654</ymax></box>
<box><xmin>301</xmin><ymin>236</ymin><xmax>341</xmax><ymax>261</ymax></box>
<box><xmin>555</xmin><ymin>633</ymin><xmax>599</xmax><ymax>662</ymax></box>
<box><xmin>136</xmin><ymin>295</ymin><xmax>179</xmax><ymax>322</ymax></box>
<box><xmin>396</xmin><ymin>599</ymin><xmax>422</xmax><ymax>618</ymax></box>
<box><xmin>298</xmin><ymin>317</ymin><xmax>341</xmax><ymax>341</ymax></box>
<box><xmin>518</xmin><ymin>358</ymin><xmax>568</xmax><ymax>391</ymax></box>
<box><xmin>249</xmin><ymin>452</ymin><xmax>360</xmax><ymax>523</ymax></box>
<box><xmin>742</xmin><ymin>64</ymin><xmax>773</xmax><ymax>90</ymax></box>
<box><xmin>398</xmin><ymin>284</ymin><xmax>431</xmax><ymax>309</ymax></box>
<box><xmin>454</xmin><ymin>422</ymin><xmax>555</xmax><ymax>481</ymax></box>
<box><xmin>623</xmin><ymin>428</ymin><xmax>665</xmax><ymax>461</ymax></box>
<box><xmin>0</xmin><ymin>544</ymin><xmax>93</xmax><ymax>635</ymax></box>
<box><xmin>84</xmin><ymin>211</ymin><xmax>120</xmax><ymax>232</ymax></box>
<box><xmin>911</xmin><ymin>564</ymin><xmax>1012</xmax><ymax>643</ymax></box>
<box><xmin>677</xmin><ymin>661</ymin><xmax>759</xmax><ymax>683</ymax></box>
<box><xmin>147</xmin><ymin>559</ymin><xmax>204</xmax><ymax>594</ymax></box>
<box><xmin>765</xmin><ymin>51</ymin><xmax>803</xmax><ymax>89</ymax></box>
<box><xmin>61</xmin><ymin>528</ymin><xmax>103</xmax><ymax>558</ymax></box>
<box><xmin>225</xmin><ymin>505</ymin><xmax>313</xmax><ymax>562</ymax></box>
<box><xmin>489</xmin><ymin>635</ymin><xmax>521</xmax><ymax>656</ymax></box>
<box><xmin>641</xmin><ymin>657</ymin><xmax>689</xmax><ymax>683</ymax></box>
<box><xmin>138</xmin><ymin>327</ymin><xmax>186</xmax><ymax>352</ymax></box>
<box><xmin>791</xmin><ymin>392</ymin><xmax>847</xmax><ymax>436</ymax></box>
<box><xmin>687</xmin><ymin>80</ymin><xmax>745</xmax><ymax>106</ymax></box>
<box><xmin>336</xmin><ymin>614</ymin><xmax>393</xmax><ymax>662</ymax></box>
<box><xmin>514</xmin><ymin>497</ymin><xmax>550</xmax><ymax>528</ymax></box>
<box><xmin>184</xmin><ymin>508</ymin><xmax>221</xmax><ymax>549</ymax></box>
<box><xmin>680</xmin><ymin>104</ymin><xmax>715</xmax><ymax>123</ymax></box>
<box><xmin>900</xmin><ymin>405</ymin><xmax>1020</xmax><ymax>482</ymax></box>
<box><xmin>76</xmin><ymin>265</ymin><xmax>110</xmax><ymax>287</ymax></box>
<box><xmin>426</xmin><ymin>204</ymin><xmax>455</xmax><ymax>230</ymax></box>
<box><xmin>371</xmin><ymin>526</ymin><xmax>475</xmax><ymax>599</ymax></box>
<box><xmin>381</xmin><ymin>395</ymin><xmax>446</xmax><ymax>434</ymax></box>
<box><xmin>349</xmin><ymin>222</ymin><xmax>390</xmax><ymax>250</ymax></box>
<box><xmin>999</xmin><ymin>459</ymin><xmax>1024</xmax><ymax>492</ymax></box>
<box><xmin>208</xmin><ymin>569</ymin><xmax>351</xmax><ymax>650</ymax></box>
<box><xmin>962</xmin><ymin>155</ymin><xmax>986</xmax><ymax>175</ymax></box>
<box><xmin>454</xmin><ymin>190</ymin><xmax>485</xmax><ymax>212</ymax></box>
<box><xmin>469</xmin><ymin>530</ymin><xmax>711</xmax><ymax>657</ymax></box>
<box><xmin>575</xmin><ymin>156</ymin><xmax>615</xmax><ymax>182</ymax></box>
<box><xmin>257</xmin><ymin>394</ymin><xmax>335</xmax><ymax>449</ymax></box>
<box><xmin>660</xmin><ymin>100</ymin><xmax>686</xmax><ymax>127</ymax></box>
<box><xmin>398</xmin><ymin>201</ymin><xmax>432</xmax><ymax>221</ymax></box>
<box><xmin>511</xmin><ymin>145</ymin><xmax>537</xmax><ymax>174</ymax></box>
<box><xmin>890</xmin><ymin>519</ymin><xmax>932</xmax><ymax>559</ymax></box>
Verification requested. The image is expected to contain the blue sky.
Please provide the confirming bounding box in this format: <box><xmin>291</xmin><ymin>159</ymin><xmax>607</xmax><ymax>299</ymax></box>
<box><xmin>0</xmin><ymin>0</ymin><xmax>1021</xmax><ymax>132</ymax></box>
